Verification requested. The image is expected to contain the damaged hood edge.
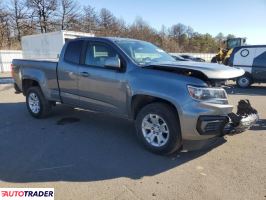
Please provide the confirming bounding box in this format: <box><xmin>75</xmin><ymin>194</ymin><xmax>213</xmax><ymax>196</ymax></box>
<box><xmin>143</xmin><ymin>61</ymin><xmax>245</xmax><ymax>80</ymax></box>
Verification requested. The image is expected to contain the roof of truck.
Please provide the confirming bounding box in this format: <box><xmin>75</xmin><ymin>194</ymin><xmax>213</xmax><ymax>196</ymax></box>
<box><xmin>77</xmin><ymin>36</ymin><xmax>144</xmax><ymax>43</ymax></box>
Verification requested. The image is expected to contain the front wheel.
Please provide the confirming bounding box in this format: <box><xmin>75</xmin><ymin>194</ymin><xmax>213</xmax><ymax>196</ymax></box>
<box><xmin>236</xmin><ymin>75</ymin><xmax>252</xmax><ymax>88</ymax></box>
<box><xmin>135</xmin><ymin>103</ymin><xmax>182</xmax><ymax>155</ymax></box>
<box><xmin>26</xmin><ymin>86</ymin><xmax>52</xmax><ymax>118</ymax></box>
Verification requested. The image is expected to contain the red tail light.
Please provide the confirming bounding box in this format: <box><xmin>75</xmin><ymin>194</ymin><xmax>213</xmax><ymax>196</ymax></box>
<box><xmin>11</xmin><ymin>64</ymin><xmax>14</xmax><ymax>78</ymax></box>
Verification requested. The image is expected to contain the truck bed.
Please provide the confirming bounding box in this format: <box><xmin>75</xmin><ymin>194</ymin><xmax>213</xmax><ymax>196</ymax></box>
<box><xmin>13</xmin><ymin>59</ymin><xmax>58</xmax><ymax>68</ymax></box>
<box><xmin>12</xmin><ymin>59</ymin><xmax>60</xmax><ymax>101</ymax></box>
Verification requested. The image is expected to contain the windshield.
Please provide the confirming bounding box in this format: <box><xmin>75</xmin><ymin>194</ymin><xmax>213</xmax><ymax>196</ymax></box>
<box><xmin>227</xmin><ymin>39</ymin><xmax>241</xmax><ymax>49</ymax></box>
<box><xmin>115</xmin><ymin>40</ymin><xmax>176</xmax><ymax>65</ymax></box>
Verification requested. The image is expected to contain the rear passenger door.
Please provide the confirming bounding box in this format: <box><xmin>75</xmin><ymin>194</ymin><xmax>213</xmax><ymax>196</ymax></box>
<box><xmin>78</xmin><ymin>41</ymin><xmax>128</xmax><ymax>116</ymax></box>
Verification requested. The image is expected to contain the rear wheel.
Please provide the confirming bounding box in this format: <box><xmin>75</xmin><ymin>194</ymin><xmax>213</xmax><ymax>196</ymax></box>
<box><xmin>135</xmin><ymin>103</ymin><xmax>182</xmax><ymax>155</ymax></box>
<box><xmin>236</xmin><ymin>75</ymin><xmax>252</xmax><ymax>88</ymax></box>
<box><xmin>26</xmin><ymin>86</ymin><xmax>52</xmax><ymax>118</ymax></box>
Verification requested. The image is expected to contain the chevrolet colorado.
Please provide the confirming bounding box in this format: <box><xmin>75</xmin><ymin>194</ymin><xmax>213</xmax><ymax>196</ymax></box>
<box><xmin>12</xmin><ymin>37</ymin><xmax>258</xmax><ymax>154</ymax></box>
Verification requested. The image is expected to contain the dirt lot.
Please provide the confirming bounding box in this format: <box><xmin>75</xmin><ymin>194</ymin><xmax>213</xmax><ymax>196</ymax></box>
<box><xmin>0</xmin><ymin>79</ymin><xmax>265</xmax><ymax>200</ymax></box>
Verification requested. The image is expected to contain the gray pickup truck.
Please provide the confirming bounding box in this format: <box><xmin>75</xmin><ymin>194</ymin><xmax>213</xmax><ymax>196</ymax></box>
<box><xmin>12</xmin><ymin>37</ymin><xmax>258</xmax><ymax>154</ymax></box>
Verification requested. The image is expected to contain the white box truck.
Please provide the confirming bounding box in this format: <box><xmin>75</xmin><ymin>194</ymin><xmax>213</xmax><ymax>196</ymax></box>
<box><xmin>21</xmin><ymin>30</ymin><xmax>94</xmax><ymax>60</ymax></box>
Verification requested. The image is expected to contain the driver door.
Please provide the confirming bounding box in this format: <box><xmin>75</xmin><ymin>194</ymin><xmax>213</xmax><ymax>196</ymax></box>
<box><xmin>78</xmin><ymin>41</ymin><xmax>128</xmax><ymax>116</ymax></box>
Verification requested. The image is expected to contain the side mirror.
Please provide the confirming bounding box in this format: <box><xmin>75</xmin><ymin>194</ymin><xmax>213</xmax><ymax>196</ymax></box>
<box><xmin>104</xmin><ymin>57</ymin><xmax>121</xmax><ymax>69</ymax></box>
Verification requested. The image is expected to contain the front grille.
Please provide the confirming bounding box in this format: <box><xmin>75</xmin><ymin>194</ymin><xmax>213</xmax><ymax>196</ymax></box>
<box><xmin>204</xmin><ymin>121</ymin><xmax>222</xmax><ymax>132</ymax></box>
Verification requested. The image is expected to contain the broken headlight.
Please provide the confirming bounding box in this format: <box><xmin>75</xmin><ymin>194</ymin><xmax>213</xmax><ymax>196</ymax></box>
<box><xmin>187</xmin><ymin>85</ymin><xmax>228</xmax><ymax>103</ymax></box>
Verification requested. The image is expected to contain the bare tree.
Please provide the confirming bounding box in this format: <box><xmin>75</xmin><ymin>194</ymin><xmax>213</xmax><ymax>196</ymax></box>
<box><xmin>58</xmin><ymin>0</ymin><xmax>78</xmax><ymax>30</ymax></box>
<box><xmin>0</xmin><ymin>0</ymin><xmax>222</xmax><ymax>52</ymax></box>
<box><xmin>215</xmin><ymin>32</ymin><xmax>225</xmax><ymax>48</ymax></box>
<box><xmin>0</xmin><ymin>2</ymin><xmax>11</xmax><ymax>49</ymax></box>
<box><xmin>158</xmin><ymin>25</ymin><xmax>183</xmax><ymax>52</ymax></box>
<box><xmin>170</xmin><ymin>23</ymin><xmax>187</xmax><ymax>42</ymax></box>
<box><xmin>186</xmin><ymin>26</ymin><xmax>194</xmax><ymax>38</ymax></box>
<box><xmin>115</xmin><ymin>18</ymin><xmax>128</xmax><ymax>37</ymax></box>
<box><xmin>26</xmin><ymin>0</ymin><xmax>57</xmax><ymax>33</ymax></box>
<box><xmin>8</xmin><ymin>0</ymin><xmax>30</xmax><ymax>41</ymax></box>
<box><xmin>82</xmin><ymin>5</ymin><xmax>98</xmax><ymax>33</ymax></box>
<box><xmin>129</xmin><ymin>17</ymin><xmax>158</xmax><ymax>42</ymax></box>
<box><xmin>98</xmin><ymin>8</ymin><xmax>119</xmax><ymax>36</ymax></box>
<box><xmin>226</xmin><ymin>34</ymin><xmax>235</xmax><ymax>39</ymax></box>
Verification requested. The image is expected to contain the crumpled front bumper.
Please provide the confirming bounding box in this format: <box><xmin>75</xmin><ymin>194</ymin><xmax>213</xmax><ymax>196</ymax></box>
<box><xmin>225</xmin><ymin>113</ymin><xmax>259</xmax><ymax>134</ymax></box>
<box><xmin>182</xmin><ymin>99</ymin><xmax>259</xmax><ymax>151</ymax></box>
<box><xmin>197</xmin><ymin>100</ymin><xmax>259</xmax><ymax>136</ymax></box>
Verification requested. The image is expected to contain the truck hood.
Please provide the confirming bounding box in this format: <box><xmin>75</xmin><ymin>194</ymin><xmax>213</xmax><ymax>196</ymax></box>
<box><xmin>143</xmin><ymin>61</ymin><xmax>245</xmax><ymax>80</ymax></box>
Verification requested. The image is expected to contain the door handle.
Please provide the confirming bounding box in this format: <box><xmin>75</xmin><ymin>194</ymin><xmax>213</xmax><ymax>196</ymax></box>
<box><xmin>80</xmin><ymin>72</ymin><xmax>90</xmax><ymax>77</ymax></box>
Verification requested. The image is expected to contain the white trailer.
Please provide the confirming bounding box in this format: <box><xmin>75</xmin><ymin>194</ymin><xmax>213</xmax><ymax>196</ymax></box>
<box><xmin>22</xmin><ymin>30</ymin><xmax>94</xmax><ymax>60</ymax></box>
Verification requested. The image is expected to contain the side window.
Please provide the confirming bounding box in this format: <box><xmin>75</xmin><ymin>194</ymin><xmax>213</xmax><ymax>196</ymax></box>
<box><xmin>85</xmin><ymin>43</ymin><xmax>118</xmax><ymax>67</ymax></box>
<box><xmin>64</xmin><ymin>40</ymin><xmax>83</xmax><ymax>64</ymax></box>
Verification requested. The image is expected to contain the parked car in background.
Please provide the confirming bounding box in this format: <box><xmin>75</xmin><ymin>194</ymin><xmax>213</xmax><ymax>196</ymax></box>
<box><xmin>171</xmin><ymin>55</ymin><xmax>189</xmax><ymax>61</ymax></box>
<box><xmin>12</xmin><ymin>37</ymin><xmax>258</xmax><ymax>155</ymax></box>
<box><xmin>180</xmin><ymin>54</ymin><xmax>206</xmax><ymax>62</ymax></box>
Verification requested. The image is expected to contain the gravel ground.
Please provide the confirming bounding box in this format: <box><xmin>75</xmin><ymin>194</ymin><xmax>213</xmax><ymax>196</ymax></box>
<box><xmin>0</xmin><ymin>81</ymin><xmax>265</xmax><ymax>200</ymax></box>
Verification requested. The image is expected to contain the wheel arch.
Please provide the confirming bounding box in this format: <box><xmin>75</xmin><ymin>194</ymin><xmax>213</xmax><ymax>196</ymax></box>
<box><xmin>22</xmin><ymin>78</ymin><xmax>41</xmax><ymax>95</ymax></box>
<box><xmin>241</xmin><ymin>71</ymin><xmax>253</xmax><ymax>81</ymax></box>
<box><xmin>131</xmin><ymin>94</ymin><xmax>181</xmax><ymax>121</ymax></box>
<box><xmin>20</xmin><ymin>67</ymin><xmax>49</xmax><ymax>97</ymax></box>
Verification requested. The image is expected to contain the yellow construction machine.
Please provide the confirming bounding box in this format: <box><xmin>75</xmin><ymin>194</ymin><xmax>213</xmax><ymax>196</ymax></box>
<box><xmin>211</xmin><ymin>38</ymin><xmax>246</xmax><ymax>65</ymax></box>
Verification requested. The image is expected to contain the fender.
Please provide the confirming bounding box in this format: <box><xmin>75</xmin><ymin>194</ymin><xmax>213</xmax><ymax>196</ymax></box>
<box><xmin>22</xmin><ymin>67</ymin><xmax>52</xmax><ymax>100</ymax></box>
<box><xmin>130</xmin><ymin>90</ymin><xmax>183</xmax><ymax>118</ymax></box>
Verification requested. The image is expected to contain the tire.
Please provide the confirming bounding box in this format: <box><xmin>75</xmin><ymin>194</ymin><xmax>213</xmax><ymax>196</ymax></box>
<box><xmin>135</xmin><ymin>103</ymin><xmax>182</xmax><ymax>155</ymax></box>
<box><xmin>236</xmin><ymin>75</ymin><xmax>252</xmax><ymax>88</ymax></box>
<box><xmin>26</xmin><ymin>86</ymin><xmax>52</xmax><ymax>118</ymax></box>
<box><xmin>14</xmin><ymin>83</ymin><xmax>21</xmax><ymax>93</ymax></box>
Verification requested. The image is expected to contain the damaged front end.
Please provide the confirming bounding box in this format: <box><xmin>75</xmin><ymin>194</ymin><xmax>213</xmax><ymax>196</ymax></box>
<box><xmin>144</xmin><ymin>62</ymin><xmax>258</xmax><ymax>136</ymax></box>
<box><xmin>226</xmin><ymin>100</ymin><xmax>259</xmax><ymax>134</ymax></box>
<box><xmin>197</xmin><ymin>100</ymin><xmax>259</xmax><ymax>136</ymax></box>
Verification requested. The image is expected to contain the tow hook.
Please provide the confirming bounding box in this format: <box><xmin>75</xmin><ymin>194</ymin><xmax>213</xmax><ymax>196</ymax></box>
<box><xmin>226</xmin><ymin>100</ymin><xmax>259</xmax><ymax>134</ymax></box>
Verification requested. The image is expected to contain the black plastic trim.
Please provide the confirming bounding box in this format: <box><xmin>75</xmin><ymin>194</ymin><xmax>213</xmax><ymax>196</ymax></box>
<box><xmin>197</xmin><ymin>115</ymin><xmax>229</xmax><ymax>136</ymax></box>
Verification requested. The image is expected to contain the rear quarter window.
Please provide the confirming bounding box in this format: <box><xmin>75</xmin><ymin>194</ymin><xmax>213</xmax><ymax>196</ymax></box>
<box><xmin>64</xmin><ymin>40</ymin><xmax>83</xmax><ymax>64</ymax></box>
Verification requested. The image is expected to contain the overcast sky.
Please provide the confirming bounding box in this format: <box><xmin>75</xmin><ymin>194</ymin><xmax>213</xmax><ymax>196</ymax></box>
<box><xmin>80</xmin><ymin>0</ymin><xmax>266</xmax><ymax>45</ymax></box>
